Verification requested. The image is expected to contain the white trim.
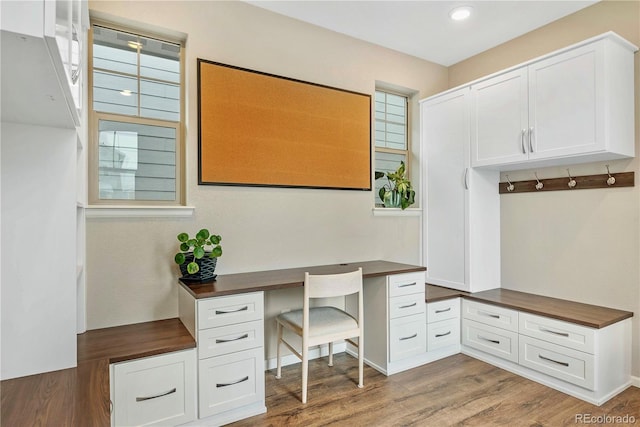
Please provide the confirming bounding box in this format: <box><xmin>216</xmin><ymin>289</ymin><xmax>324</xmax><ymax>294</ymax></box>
<box><xmin>86</xmin><ymin>205</ymin><xmax>195</xmax><ymax>218</ymax></box>
<box><xmin>631</xmin><ymin>375</ymin><xmax>640</xmax><ymax>388</ymax></box>
<box><xmin>372</xmin><ymin>207</ymin><xmax>422</xmax><ymax>217</ymax></box>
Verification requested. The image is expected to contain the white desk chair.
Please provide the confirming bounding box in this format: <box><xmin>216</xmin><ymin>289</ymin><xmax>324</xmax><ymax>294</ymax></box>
<box><xmin>275</xmin><ymin>267</ymin><xmax>364</xmax><ymax>403</ymax></box>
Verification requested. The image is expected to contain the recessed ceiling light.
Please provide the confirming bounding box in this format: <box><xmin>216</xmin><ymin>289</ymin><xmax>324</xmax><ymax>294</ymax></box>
<box><xmin>120</xmin><ymin>89</ymin><xmax>132</xmax><ymax>96</ymax></box>
<box><xmin>449</xmin><ymin>6</ymin><xmax>473</xmax><ymax>21</ymax></box>
<box><xmin>127</xmin><ymin>41</ymin><xmax>142</xmax><ymax>49</ymax></box>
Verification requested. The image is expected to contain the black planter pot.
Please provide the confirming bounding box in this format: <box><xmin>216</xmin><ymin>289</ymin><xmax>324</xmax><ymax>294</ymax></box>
<box><xmin>179</xmin><ymin>253</ymin><xmax>218</xmax><ymax>283</ymax></box>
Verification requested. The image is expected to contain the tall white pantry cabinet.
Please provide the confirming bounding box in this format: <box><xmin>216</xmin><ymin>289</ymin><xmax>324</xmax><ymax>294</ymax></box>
<box><xmin>421</xmin><ymin>89</ymin><xmax>501</xmax><ymax>293</ymax></box>
<box><xmin>1</xmin><ymin>0</ymin><xmax>88</xmax><ymax>379</ymax></box>
<box><xmin>421</xmin><ymin>32</ymin><xmax>636</xmax><ymax>293</ymax></box>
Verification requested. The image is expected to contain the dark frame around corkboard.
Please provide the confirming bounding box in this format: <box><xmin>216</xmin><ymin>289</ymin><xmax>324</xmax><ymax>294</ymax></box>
<box><xmin>197</xmin><ymin>59</ymin><xmax>372</xmax><ymax>190</ymax></box>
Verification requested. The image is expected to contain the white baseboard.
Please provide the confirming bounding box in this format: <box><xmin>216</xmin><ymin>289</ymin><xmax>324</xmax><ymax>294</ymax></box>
<box><xmin>264</xmin><ymin>342</ymin><xmax>347</xmax><ymax>371</ymax></box>
<box><xmin>631</xmin><ymin>375</ymin><xmax>640</xmax><ymax>388</ymax></box>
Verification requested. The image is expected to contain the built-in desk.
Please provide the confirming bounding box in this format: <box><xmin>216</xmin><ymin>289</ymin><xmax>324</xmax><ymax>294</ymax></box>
<box><xmin>178</xmin><ymin>260</ymin><xmax>426</xmax><ymax>298</ymax></box>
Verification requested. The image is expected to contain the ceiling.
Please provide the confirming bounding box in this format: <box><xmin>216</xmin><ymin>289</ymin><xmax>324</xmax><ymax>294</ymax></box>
<box><xmin>245</xmin><ymin>1</ymin><xmax>599</xmax><ymax>66</ymax></box>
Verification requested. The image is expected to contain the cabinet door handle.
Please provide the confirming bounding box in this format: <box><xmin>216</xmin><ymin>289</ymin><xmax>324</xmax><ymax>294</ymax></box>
<box><xmin>399</xmin><ymin>333</ymin><xmax>418</xmax><ymax>341</ymax></box>
<box><xmin>216</xmin><ymin>333</ymin><xmax>249</xmax><ymax>344</ymax></box>
<box><xmin>136</xmin><ymin>387</ymin><xmax>177</xmax><ymax>402</ymax></box>
<box><xmin>479</xmin><ymin>311</ymin><xmax>500</xmax><ymax>319</ymax></box>
<box><xmin>435</xmin><ymin>331</ymin><xmax>451</xmax><ymax>338</ymax></box>
<box><xmin>399</xmin><ymin>302</ymin><xmax>417</xmax><ymax>309</ymax></box>
<box><xmin>521</xmin><ymin>129</ymin><xmax>527</xmax><ymax>153</ymax></box>
<box><xmin>539</xmin><ymin>328</ymin><xmax>569</xmax><ymax>337</ymax></box>
<box><xmin>529</xmin><ymin>127</ymin><xmax>534</xmax><ymax>152</ymax></box>
<box><xmin>215</xmin><ymin>306</ymin><xmax>249</xmax><ymax>315</ymax></box>
<box><xmin>435</xmin><ymin>307</ymin><xmax>451</xmax><ymax>314</ymax></box>
<box><xmin>464</xmin><ymin>168</ymin><xmax>469</xmax><ymax>190</ymax></box>
<box><xmin>478</xmin><ymin>335</ymin><xmax>500</xmax><ymax>345</ymax></box>
<box><xmin>216</xmin><ymin>376</ymin><xmax>249</xmax><ymax>388</ymax></box>
<box><xmin>398</xmin><ymin>282</ymin><xmax>417</xmax><ymax>288</ymax></box>
<box><xmin>538</xmin><ymin>354</ymin><xmax>569</xmax><ymax>367</ymax></box>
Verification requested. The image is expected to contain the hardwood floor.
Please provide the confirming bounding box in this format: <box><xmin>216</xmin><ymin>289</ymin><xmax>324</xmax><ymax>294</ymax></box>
<box><xmin>232</xmin><ymin>353</ymin><xmax>640</xmax><ymax>426</ymax></box>
<box><xmin>2</xmin><ymin>352</ymin><xmax>638</xmax><ymax>426</ymax></box>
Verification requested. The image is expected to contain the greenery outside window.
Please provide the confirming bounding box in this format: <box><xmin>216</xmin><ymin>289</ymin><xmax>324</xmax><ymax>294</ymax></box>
<box><xmin>89</xmin><ymin>24</ymin><xmax>184</xmax><ymax>205</ymax></box>
<box><xmin>374</xmin><ymin>90</ymin><xmax>410</xmax><ymax>206</ymax></box>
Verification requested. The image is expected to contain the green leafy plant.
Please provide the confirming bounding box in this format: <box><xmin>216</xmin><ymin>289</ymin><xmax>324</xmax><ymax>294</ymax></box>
<box><xmin>174</xmin><ymin>228</ymin><xmax>222</xmax><ymax>274</ymax></box>
<box><xmin>376</xmin><ymin>161</ymin><xmax>415</xmax><ymax>210</ymax></box>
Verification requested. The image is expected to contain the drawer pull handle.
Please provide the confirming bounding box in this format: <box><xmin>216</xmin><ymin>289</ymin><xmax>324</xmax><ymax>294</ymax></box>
<box><xmin>478</xmin><ymin>335</ymin><xmax>500</xmax><ymax>345</ymax></box>
<box><xmin>538</xmin><ymin>354</ymin><xmax>569</xmax><ymax>367</ymax></box>
<box><xmin>136</xmin><ymin>387</ymin><xmax>177</xmax><ymax>402</ymax></box>
<box><xmin>398</xmin><ymin>282</ymin><xmax>417</xmax><ymax>288</ymax></box>
<box><xmin>399</xmin><ymin>302</ymin><xmax>417</xmax><ymax>309</ymax></box>
<box><xmin>215</xmin><ymin>306</ymin><xmax>249</xmax><ymax>315</ymax></box>
<box><xmin>399</xmin><ymin>333</ymin><xmax>418</xmax><ymax>341</ymax></box>
<box><xmin>216</xmin><ymin>333</ymin><xmax>249</xmax><ymax>344</ymax></box>
<box><xmin>539</xmin><ymin>328</ymin><xmax>569</xmax><ymax>337</ymax></box>
<box><xmin>216</xmin><ymin>376</ymin><xmax>250</xmax><ymax>388</ymax></box>
<box><xmin>480</xmin><ymin>311</ymin><xmax>500</xmax><ymax>319</ymax></box>
<box><xmin>435</xmin><ymin>308</ymin><xmax>451</xmax><ymax>313</ymax></box>
<box><xmin>435</xmin><ymin>331</ymin><xmax>451</xmax><ymax>338</ymax></box>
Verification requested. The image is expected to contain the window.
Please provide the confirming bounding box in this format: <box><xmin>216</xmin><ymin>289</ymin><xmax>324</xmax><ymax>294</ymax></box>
<box><xmin>89</xmin><ymin>24</ymin><xmax>183</xmax><ymax>204</ymax></box>
<box><xmin>374</xmin><ymin>90</ymin><xmax>409</xmax><ymax>205</ymax></box>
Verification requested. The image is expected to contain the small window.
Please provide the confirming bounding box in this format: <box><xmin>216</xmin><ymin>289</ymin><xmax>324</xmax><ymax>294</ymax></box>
<box><xmin>374</xmin><ymin>90</ymin><xmax>409</xmax><ymax>205</ymax></box>
<box><xmin>89</xmin><ymin>24</ymin><xmax>183</xmax><ymax>205</ymax></box>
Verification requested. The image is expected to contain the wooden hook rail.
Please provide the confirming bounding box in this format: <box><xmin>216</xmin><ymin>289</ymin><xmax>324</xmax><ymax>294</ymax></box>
<box><xmin>499</xmin><ymin>171</ymin><xmax>634</xmax><ymax>194</ymax></box>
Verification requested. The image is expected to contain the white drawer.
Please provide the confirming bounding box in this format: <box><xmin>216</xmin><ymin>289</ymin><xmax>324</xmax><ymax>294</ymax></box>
<box><xmin>427</xmin><ymin>317</ymin><xmax>460</xmax><ymax>351</ymax></box>
<box><xmin>463</xmin><ymin>319</ymin><xmax>519</xmax><ymax>363</ymax></box>
<box><xmin>112</xmin><ymin>349</ymin><xmax>196</xmax><ymax>427</ymax></box>
<box><xmin>198</xmin><ymin>319</ymin><xmax>264</xmax><ymax>359</ymax></box>
<box><xmin>389</xmin><ymin>313</ymin><xmax>427</xmax><ymax>362</ymax></box>
<box><xmin>519</xmin><ymin>335</ymin><xmax>595</xmax><ymax>390</ymax></box>
<box><xmin>427</xmin><ymin>298</ymin><xmax>460</xmax><ymax>323</ymax></box>
<box><xmin>463</xmin><ymin>300</ymin><xmax>518</xmax><ymax>332</ymax></box>
<box><xmin>389</xmin><ymin>293</ymin><xmax>426</xmax><ymax>319</ymax></box>
<box><xmin>198</xmin><ymin>292</ymin><xmax>264</xmax><ymax>330</ymax></box>
<box><xmin>199</xmin><ymin>347</ymin><xmax>265</xmax><ymax>418</ymax></box>
<box><xmin>388</xmin><ymin>272</ymin><xmax>425</xmax><ymax>298</ymax></box>
<box><xmin>519</xmin><ymin>312</ymin><xmax>595</xmax><ymax>354</ymax></box>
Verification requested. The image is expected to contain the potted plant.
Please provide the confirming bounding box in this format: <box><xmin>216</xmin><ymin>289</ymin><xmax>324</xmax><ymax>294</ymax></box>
<box><xmin>375</xmin><ymin>161</ymin><xmax>415</xmax><ymax>209</ymax></box>
<box><xmin>174</xmin><ymin>228</ymin><xmax>222</xmax><ymax>282</ymax></box>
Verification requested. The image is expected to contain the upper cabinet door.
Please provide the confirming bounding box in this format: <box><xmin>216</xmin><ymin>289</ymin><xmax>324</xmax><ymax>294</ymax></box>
<box><xmin>527</xmin><ymin>42</ymin><xmax>604</xmax><ymax>160</ymax></box>
<box><xmin>470</xmin><ymin>68</ymin><xmax>529</xmax><ymax>167</ymax></box>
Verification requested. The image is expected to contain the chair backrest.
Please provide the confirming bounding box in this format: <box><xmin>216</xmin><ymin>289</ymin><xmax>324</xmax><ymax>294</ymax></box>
<box><xmin>304</xmin><ymin>268</ymin><xmax>363</xmax><ymax>299</ymax></box>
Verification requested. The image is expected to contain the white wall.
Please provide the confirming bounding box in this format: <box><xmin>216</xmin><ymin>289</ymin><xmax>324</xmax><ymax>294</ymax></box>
<box><xmin>85</xmin><ymin>0</ymin><xmax>447</xmax><ymax>345</ymax></box>
<box><xmin>1</xmin><ymin>122</ymin><xmax>78</xmax><ymax>379</ymax></box>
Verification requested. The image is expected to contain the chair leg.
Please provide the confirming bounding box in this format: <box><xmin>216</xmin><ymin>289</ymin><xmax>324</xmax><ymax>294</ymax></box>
<box><xmin>275</xmin><ymin>322</ymin><xmax>282</xmax><ymax>379</ymax></box>
<box><xmin>302</xmin><ymin>345</ymin><xmax>309</xmax><ymax>403</ymax></box>
<box><xmin>358</xmin><ymin>341</ymin><xmax>364</xmax><ymax>389</ymax></box>
<box><xmin>328</xmin><ymin>342</ymin><xmax>333</xmax><ymax>367</ymax></box>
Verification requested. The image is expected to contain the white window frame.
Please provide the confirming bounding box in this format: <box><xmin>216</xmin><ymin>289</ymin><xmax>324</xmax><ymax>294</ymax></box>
<box><xmin>88</xmin><ymin>21</ymin><xmax>186</xmax><ymax>207</ymax></box>
<box><xmin>374</xmin><ymin>89</ymin><xmax>411</xmax><ymax>207</ymax></box>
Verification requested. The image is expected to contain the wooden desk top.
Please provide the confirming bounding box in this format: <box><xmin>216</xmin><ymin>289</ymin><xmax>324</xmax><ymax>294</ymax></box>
<box><xmin>465</xmin><ymin>289</ymin><xmax>633</xmax><ymax>329</ymax></box>
<box><xmin>179</xmin><ymin>260</ymin><xmax>427</xmax><ymax>299</ymax></box>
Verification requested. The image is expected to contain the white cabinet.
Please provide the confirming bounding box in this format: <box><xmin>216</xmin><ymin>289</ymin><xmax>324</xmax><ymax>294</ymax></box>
<box><xmin>1</xmin><ymin>0</ymin><xmax>86</xmax><ymax>128</ymax></box>
<box><xmin>470</xmin><ymin>32</ymin><xmax>637</xmax><ymax>170</ymax></box>
<box><xmin>359</xmin><ymin>272</ymin><xmax>427</xmax><ymax>375</ymax></box>
<box><xmin>426</xmin><ymin>298</ymin><xmax>460</xmax><ymax>353</ymax></box>
<box><xmin>462</xmin><ymin>300</ymin><xmax>632</xmax><ymax>405</ymax></box>
<box><xmin>110</xmin><ymin>349</ymin><xmax>197</xmax><ymax>427</ymax></box>
<box><xmin>421</xmin><ymin>89</ymin><xmax>500</xmax><ymax>293</ymax></box>
<box><xmin>178</xmin><ymin>289</ymin><xmax>266</xmax><ymax>425</ymax></box>
<box><xmin>462</xmin><ymin>300</ymin><xmax>519</xmax><ymax>363</ymax></box>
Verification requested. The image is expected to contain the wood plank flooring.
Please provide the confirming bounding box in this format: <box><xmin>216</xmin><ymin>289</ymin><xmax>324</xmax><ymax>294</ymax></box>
<box><xmin>2</xmin><ymin>352</ymin><xmax>639</xmax><ymax>426</ymax></box>
<box><xmin>231</xmin><ymin>353</ymin><xmax>640</xmax><ymax>426</ymax></box>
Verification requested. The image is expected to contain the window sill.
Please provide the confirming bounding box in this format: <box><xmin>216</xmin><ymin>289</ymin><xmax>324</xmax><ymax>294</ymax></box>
<box><xmin>86</xmin><ymin>205</ymin><xmax>195</xmax><ymax>218</ymax></box>
<box><xmin>372</xmin><ymin>207</ymin><xmax>422</xmax><ymax>217</ymax></box>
